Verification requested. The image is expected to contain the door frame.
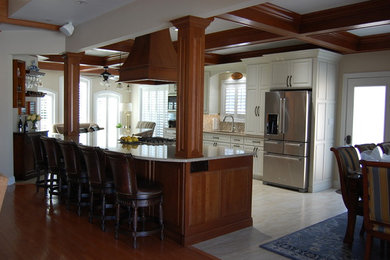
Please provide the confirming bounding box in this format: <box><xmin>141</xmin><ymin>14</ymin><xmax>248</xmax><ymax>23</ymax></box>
<box><xmin>340</xmin><ymin>71</ymin><xmax>390</xmax><ymax>145</ymax></box>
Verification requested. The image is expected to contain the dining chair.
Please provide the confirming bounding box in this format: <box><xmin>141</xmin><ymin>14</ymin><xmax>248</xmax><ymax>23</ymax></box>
<box><xmin>355</xmin><ymin>143</ymin><xmax>377</xmax><ymax>154</ymax></box>
<box><xmin>79</xmin><ymin>144</ymin><xmax>115</xmax><ymax>231</ymax></box>
<box><xmin>377</xmin><ymin>142</ymin><xmax>390</xmax><ymax>155</ymax></box>
<box><xmin>29</xmin><ymin>134</ymin><xmax>49</xmax><ymax>193</ymax></box>
<box><xmin>104</xmin><ymin>150</ymin><xmax>163</xmax><ymax>248</ymax></box>
<box><xmin>361</xmin><ymin>160</ymin><xmax>390</xmax><ymax>260</ymax></box>
<box><xmin>40</xmin><ymin>136</ymin><xmax>67</xmax><ymax>200</ymax></box>
<box><xmin>135</xmin><ymin>121</ymin><xmax>156</xmax><ymax>137</ymax></box>
<box><xmin>57</xmin><ymin>139</ymin><xmax>89</xmax><ymax>216</ymax></box>
<box><xmin>330</xmin><ymin>146</ymin><xmax>364</xmax><ymax>245</ymax></box>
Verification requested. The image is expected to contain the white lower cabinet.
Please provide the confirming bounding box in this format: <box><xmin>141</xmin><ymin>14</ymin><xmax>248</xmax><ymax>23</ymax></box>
<box><xmin>244</xmin><ymin>137</ymin><xmax>264</xmax><ymax>180</ymax></box>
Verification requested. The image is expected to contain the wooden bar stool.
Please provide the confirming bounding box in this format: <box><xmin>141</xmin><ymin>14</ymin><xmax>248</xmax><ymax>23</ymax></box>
<box><xmin>57</xmin><ymin>139</ymin><xmax>89</xmax><ymax>216</ymax></box>
<box><xmin>40</xmin><ymin>136</ymin><xmax>67</xmax><ymax>200</ymax></box>
<box><xmin>29</xmin><ymin>134</ymin><xmax>49</xmax><ymax>194</ymax></box>
<box><xmin>79</xmin><ymin>145</ymin><xmax>115</xmax><ymax>231</ymax></box>
<box><xmin>104</xmin><ymin>150</ymin><xmax>163</xmax><ymax>248</ymax></box>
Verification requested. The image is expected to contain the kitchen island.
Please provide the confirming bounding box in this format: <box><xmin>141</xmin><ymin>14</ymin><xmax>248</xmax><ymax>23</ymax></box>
<box><xmin>52</xmin><ymin>131</ymin><xmax>254</xmax><ymax>245</ymax></box>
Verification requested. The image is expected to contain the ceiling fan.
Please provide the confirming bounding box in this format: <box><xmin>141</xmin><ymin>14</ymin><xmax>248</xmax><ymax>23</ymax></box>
<box><xmin>100</xmin><ymin>66</ymin><xmax>112</xmax><ymax>86</ymax></box>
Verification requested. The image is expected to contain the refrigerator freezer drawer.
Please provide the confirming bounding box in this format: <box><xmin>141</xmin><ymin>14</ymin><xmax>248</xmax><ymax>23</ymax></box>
<box><xmin>264</xmin><ymin>140</ymin><xmax>283</xmax><ymax>154</ymax></box>
<box><xmin>263</xmin><ymin>153</ymin><xmax>308</xmax><ymax>191</ymax></box>
<box><xmin>283</xmin><ymin>141</ymin><xmax>309</xmax><ymax>157</ymax></box>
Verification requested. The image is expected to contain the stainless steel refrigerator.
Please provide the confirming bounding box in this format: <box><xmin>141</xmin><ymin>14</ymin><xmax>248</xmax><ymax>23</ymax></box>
<box><xmin>263</xmin><ymin>90</ymin><xmax>311</xmax><ymax>192</ymax></box>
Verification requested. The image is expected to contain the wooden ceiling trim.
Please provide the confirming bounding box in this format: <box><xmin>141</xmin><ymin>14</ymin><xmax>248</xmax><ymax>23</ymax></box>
<box><xmin>205</xmin><ymin>27</ymin><xmax>290</xmax><ymax>51</ymax></box>
<box><xmin>218</xmin><ymin>43</ymin><xmax>319</xmax><ymax>64</ymax></box>
<box><xmin>0</xmin><ymin>0</ymin><xmax>59</xmax><ymax>31</ymax></box>
<box><xmin>304</xmin><ymin>32</ymin><xmax>359</xmax><ymax>54</ymax></box>
<box><xmin>38</xmin><ymin>61</ymin><xmax>64</xmax><ymax>71</ymax></box>
<box><xmin>217</xmin><ymin>8</ymin><xmax>298</xmax><ymax>37</ymax></box>
<box><xmin>204</xmin><ymin>53</ymin><xmax>222</xmax><ymax>65</ymax></box>
<box><xmin>99</xmin><ymin>39</ymin><xmax>135</xmax><ymax>52</ymax></box>
<box><xmin>217</xmin><ymin>2</ymin><xmax>366</xmax><ymax>54</ymax></box>
<box><xmin>300</xmin><ymin>0</ymin><xmax>390</xmax><ymax>35</ymax></box>
<box><xmin>358</xmin><ymin>33</ymin><xmax>390</xmax><ymax>52</ymax></box>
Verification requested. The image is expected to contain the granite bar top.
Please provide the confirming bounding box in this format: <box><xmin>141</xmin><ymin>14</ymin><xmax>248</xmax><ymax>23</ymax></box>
<box><xmin>49</xmin><ymin>130</ymin><xmax>253</xmax><ymax>163</ymax></box>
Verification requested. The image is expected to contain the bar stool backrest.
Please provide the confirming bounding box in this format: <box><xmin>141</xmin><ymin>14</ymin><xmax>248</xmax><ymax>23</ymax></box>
<box><xmin>79</xmin><ymin>145</ymin><xmax>106</xmax><ymax>185</ymax></box>
<box><xmin>104</xmin><ymin>151</ymin><xmax>138</xmax><ymax>195</ymax></box>
<box><xmin>40</xmin><ymin>136</ymin><xmax>62</xmax><ymax>170</ymax></box>
<box><xmin>57</xmin><ymin>139</ymin><xmax>83</xmax><ymax>179</ymax></box>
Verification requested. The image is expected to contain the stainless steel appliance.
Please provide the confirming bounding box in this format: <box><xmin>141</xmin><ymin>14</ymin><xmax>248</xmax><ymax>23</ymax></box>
<box><xmin>263</xmin><ymin>90</ymin><xmax>311</xmax><ymax>192</ymax></box>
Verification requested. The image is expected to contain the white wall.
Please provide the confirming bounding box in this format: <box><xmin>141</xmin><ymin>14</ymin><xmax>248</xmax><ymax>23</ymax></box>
<box><xmin>0</xmin><ymin>30</ymin><xmax>65</xmax><ymax>185</ymax></box>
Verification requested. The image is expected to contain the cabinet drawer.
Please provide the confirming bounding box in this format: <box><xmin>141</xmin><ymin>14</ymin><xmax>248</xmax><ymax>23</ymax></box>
<box><xmin>244</xmin><ymin>137</ymin><xmax>264</xmax><ymax>146</ymax></box>
<box><xmin>203</xmin><ymin>133</ymin><xmax>230</xmax><ymax>143</ymax></box>
<box><xmin>231</xmin><ymin>143</ymin><xmax>244</xmax><ymax>149</ymax></box>
<box><xmin>231</xmin><ymin>136</ymin><xmax>244</xmax><ymax>144</ymax></box>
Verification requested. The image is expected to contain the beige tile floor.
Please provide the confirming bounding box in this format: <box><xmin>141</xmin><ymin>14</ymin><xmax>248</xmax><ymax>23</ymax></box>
<box><xmin>194</xmin><ymin>179</ymin><xmax>347</xmax><ymax>259</ymax></box>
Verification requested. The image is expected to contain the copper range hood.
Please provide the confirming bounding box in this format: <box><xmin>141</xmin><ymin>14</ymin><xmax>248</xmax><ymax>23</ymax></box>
<box><xmin>119</xmin><ymin>29</ymin><xmax>177</xmax><ymax>85</ymax></box>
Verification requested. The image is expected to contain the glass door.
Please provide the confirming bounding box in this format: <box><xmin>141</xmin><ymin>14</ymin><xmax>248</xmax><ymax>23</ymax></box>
<box><xmin>345</xmin><ymin>77</ymin><xmax>390</xmax><ymax>145</ymax></box>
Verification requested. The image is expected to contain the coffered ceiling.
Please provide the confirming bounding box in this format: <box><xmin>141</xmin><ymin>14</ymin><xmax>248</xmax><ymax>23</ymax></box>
<box><xmin>1</xmin><ymin>0</ymin><xmax>389</xmax><ymax>75</ymax></box>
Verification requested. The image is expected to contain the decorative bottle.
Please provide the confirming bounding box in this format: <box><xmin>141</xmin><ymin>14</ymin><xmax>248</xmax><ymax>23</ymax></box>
<box><xmin>17</xmin><ymin>116</ymin><xmax>23</xmax><ymax>132</ymax></box>
<box><xmin>23</xmin><ymin>118</ymin><xmax>28</xmax><ymax>133</ymax></box>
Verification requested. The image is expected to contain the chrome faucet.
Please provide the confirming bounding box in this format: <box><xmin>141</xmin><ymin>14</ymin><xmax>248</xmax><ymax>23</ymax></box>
<box><xmin>223</xmin><ymin>115</ymin><xmax>235</xmax><ymax>132</ymax></box>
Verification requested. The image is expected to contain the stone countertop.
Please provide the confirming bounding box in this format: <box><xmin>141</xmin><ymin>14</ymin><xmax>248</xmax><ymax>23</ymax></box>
<box><xmin>49</xmin><ymin>130</ymin><xmax>253</xmax><ymax>163</ymax></box>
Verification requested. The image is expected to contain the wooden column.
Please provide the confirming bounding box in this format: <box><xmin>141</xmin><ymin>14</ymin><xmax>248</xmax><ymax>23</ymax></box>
<box><xmin>171</xmin><ymin>16</ymin><xmax>212</xmax><ymax>158</ymax></box>
<box><xmin>63</xmin><ymin>52</ymin><xmax>83</xmax><ymax>136</ymax></box>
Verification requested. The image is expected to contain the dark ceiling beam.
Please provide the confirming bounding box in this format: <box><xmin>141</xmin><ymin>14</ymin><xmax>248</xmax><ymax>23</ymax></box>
<box><xmin>205</xmin><ymin>27</ymin><xmax>291</xmax><ymax>51</ymax></box>
<box><xmin>217</xmin><ymin>43</ymin><xmax>319</xmax><ymax>64</ymax></box>
<box><xmin>300</xmin><ymin>0</ymin><xmax>390</xmax><ymax>35</ymax></box>
<box><xmin>99</xmin><ymin>39</ymin><xmax>135</xmax><ymax>52</ymax></box>
<box><xmin>358</xmin><ymin>33</ymin><xmax>390</xmax><ymax>52</ymax></box>
<box><xmin>38</xmin><ymin>61</ymin><xmax>64</xmax><ymax>71</ymax></box>
<box><xmin>217</xmin><ymin>1</ymin><xmax>390</xmax><ymax>54</ymax></box>
<box><xmin>42</xmin><ymin>54</ymin><xmax>109</xmax><ymax>67</ymax></box>
<box><xmin>204</xmin><ymin>53</ymin><xmax>222</xmax><ymax>65</ymax></box>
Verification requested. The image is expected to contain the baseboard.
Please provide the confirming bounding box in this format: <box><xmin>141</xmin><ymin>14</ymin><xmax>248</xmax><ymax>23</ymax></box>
<box><xmin>309</xmin><ymin>179</ymin><xmax>333</xmax><ymax>193</ymax></box>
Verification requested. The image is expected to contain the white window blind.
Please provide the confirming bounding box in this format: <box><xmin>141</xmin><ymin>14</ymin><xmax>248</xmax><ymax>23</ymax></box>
<box><xmin>79</xmin><ymin>77</ymin><xmax>90</xmax><ymax>123</ymax></box>
<box><xmin>37</xmin><ymin>90</ymin><xmax>55</xmax><ymax>131</ymax></box>
<box><xmin>221</xmin><ymin>78</ymin><xmax>246</xmax><ymax>121</ymax></box>
<box><xmin>141</xmin><ymin>86</ymin><xmax>168</xmax><ymax>137</ymax></box>
<box><xmin>94</xmin><ymin>91</ymin><xmax>121</xmax><ymax>148</ymax></box>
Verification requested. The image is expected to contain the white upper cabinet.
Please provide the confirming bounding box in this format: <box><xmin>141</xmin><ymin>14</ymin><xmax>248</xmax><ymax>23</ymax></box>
<box><xmin>245</xmin><ymin>63</ymin><xmax>270</xmax><ymax>136</ymax></box>
<box><xmin>271</xmin><ymin>58</ymin><xmax>312</xmax><ymax>88</ymax></box>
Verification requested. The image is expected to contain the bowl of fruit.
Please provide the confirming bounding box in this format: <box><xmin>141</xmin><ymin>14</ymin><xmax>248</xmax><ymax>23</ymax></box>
<box><xmin>119</xmin><ymin>135</ymin><xmax>140</xmax><ymax>144</ymax></box>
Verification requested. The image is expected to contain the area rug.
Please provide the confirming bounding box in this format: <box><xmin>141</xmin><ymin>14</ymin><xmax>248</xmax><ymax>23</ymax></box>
<box><xmin>260</xmin><ymin>212</ymin><xmax>384</xmax><ymax>260</ymax></box>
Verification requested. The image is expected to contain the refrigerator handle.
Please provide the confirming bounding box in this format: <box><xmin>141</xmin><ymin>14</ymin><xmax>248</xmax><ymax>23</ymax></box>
<box><xmin>265</xmin><ymin>154</ymin><xmax>303</xmax><ymax>161</ymax></box>
<box><xmin>279</xmin><ymin>98</ymin><xmax>283</xmax><ymax>134</ymax></box>
<box><xmin>282</xmin><ymin>98</ymin><xmax>286</xmax><ymax>134</ymax></box>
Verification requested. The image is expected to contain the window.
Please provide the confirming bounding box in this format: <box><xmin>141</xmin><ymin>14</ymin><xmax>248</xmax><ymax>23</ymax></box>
<box><xmin>79</xmin><ymin>77</ymin><xmax>91</xmax><ymax>123</ymax></box>
<box><xmin>94</xmin><ymin>91</ymin><xmax>121</xmax><ymax>148</ymax></box>
<box><xmin>140</xmin><ymin>85</ymin><xmax>168</xmax><ymax>137</ymax></box>
<box><xmin>37</xmin><ymin>90</ymin><xmax>55</xmax><ymax>132</ymax></box>
<box><xmin>221</xmin><ymin>78</ymin><xmax>246</xmax><ymax>121</ymax></box>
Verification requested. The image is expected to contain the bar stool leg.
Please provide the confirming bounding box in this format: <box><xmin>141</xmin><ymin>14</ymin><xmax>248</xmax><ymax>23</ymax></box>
<box><xmin>159</xmin><ymin>198</ymin><xmax>164</xmax><ymax>240</ymax></box>
<box><xmin>132</xmin><ymin>204</ymin><xmax>138</xmax><ymax>249</ymax></box>
<box><xmin>66</xmin><ymin>181</ymin><xmax>71</xmax><ymax>210</ymax></box>
<box><xmin>101</xmin><ymin>193</ymin><xmax>106</xmax><ymax>231</ymax></box>
<box><xmin>89</xmin><ymin>190</ymin><xmax>94</xmax><ymax>223</ymax></box>
<box><xmin>115</xmin><ymin>201</ymin><xmax>120</xmax><ymax>240</ymax></box>
<box><xmin>77</xmin><ymin>182</ymin><xmax>82</xmax><ymax>216</ymax></box>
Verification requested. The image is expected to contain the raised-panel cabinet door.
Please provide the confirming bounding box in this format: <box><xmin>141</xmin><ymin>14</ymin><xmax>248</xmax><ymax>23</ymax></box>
<box><xmin>290</xmin><ymin>58</ymin><xmax>312</xmax><ymax>88</ymax></box>
<box><xmin>246</xmin><ymin>64</ymin><xmax>259</xmax><ymax>89</ymax></box>
<box><xmin>271</xmin><ymin>61</ymin><xmax>289</xmax><ymax>88</ymax></box>
<box><xmin>245</xmin><ymin>88</ymin><xmax>260</xmax><ymax>134</ymax></box>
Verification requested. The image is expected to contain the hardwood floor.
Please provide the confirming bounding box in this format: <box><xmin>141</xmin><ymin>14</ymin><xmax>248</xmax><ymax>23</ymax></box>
<box><xmin>0</xmin><ymin>184</ymin><xmax>217</xmax><ymax>260</ymax></box>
